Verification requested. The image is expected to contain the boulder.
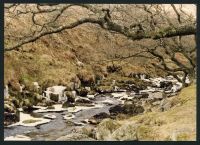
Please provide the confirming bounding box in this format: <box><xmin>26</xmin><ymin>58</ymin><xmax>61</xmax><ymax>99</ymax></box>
<box><xmin>62</xmin><ymin>101</ymin><xmax>75</xmax><ymax>108</ymax></box>
<box><xmin>70</xmin><ymin>76</ymin><xmax>81</xmax><ymax>90</ymax></box>
<box><xmin>109</xmin><ymin>103</ymin><xmax>144</xmax><ymax>116</ymax></box>
<box><xmin>4</xmin><ymin>111</ymin><xmax>20</xmax><ymax>126</ymax></box>
<box><xmin>44</xmin><ymin>99</ymin><xmax>55</xmax><ymax>107</ymax></box>
<box><xmin>21</xmin><ymin>92</ymin><xmax>41</xmax><ymax>105</ymax></box>
<box><xmin>93</xmin><ymin>112</ymin><xmax>110</xmax><ymax>120</ymax></box>
<box><xmin>4</xmin><ymin>103</ymin><xmax>15</xmax><ymax>113</ymax></box>
<box><xmin>76</xmin><ymin>88</ymin><xmax>88</xmax><ymax>97</ymax></box>
<box><xmin>11</xmin><ymin>98</ymin><xmax>20</xmax><ymax>108</ymax></box>
<box><xmin>85</xmin><ymin>87</ymin><xmax>91</xmax><ymax>92</ymax></box>
<box><xmin>65</xmin><ymin>91</ymin><xmax>75</xmax><ymax>103</ymax></box>
<box><xmin>122</xmin><ymin>103</ymin><xmax>144</xmax><ymax>115</ymax></box>
<box><xmin>22</xmin><ymin>106</ymin><xmax>36</xmax><ymax>113</ymax></box>
<box><xmin>49</xmin><ymin>93</ymin><xmax>59</xmax><ymax>102</ymax></box>
<box><xmin>35</xmin><ymin>94</ymin><xmax>43</xmax><ymax>102</ymax></box>
<box><xmin>127</xmin><ymin>84</ymin><xmax>140</xmax><ymax>93</ymax></box>
<box><xmin>148</xmin><ymin>92</ymin><xmax>166</xmax><ymax>102</ymax></box>
<box><xmin>22</xmin><ymin>99</ymin><xmax>39</xmax><ymax>113</ymax></box>
<box><xmin>4</xmin><ymin>102</ymin><xmax>20</xmax><ymax>126</ymax></box>
<box><xmin>109</xmin><ymin>105</ymin><xmax>124</xmax><ymax>115</ymax></box>
<box><xmin>75</xmin><ymin>97</ymin><xmax>93</xmax><ymax>105</ymax></box>
<box><xmin>23</xmin><ymin>99</ymin><xmax>31</xmax><ymax>107</ymax></box>
<box><xmin>89</xmin><ymin>112</ymin><xmax>110</xmax><ymax>124</ymax></box>
<box><xmin>159</xmin><ymin>99</ymin><xmax>173</xmax><ymax>112</ymax></box>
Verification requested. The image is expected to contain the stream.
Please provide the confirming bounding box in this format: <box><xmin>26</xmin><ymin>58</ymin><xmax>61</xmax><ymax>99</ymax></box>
<box><xmin>4</xmin><ymin>75</ymin><xmax>188</xmax><ymax>141</ymax></box>
<box><xmin>4</xmin><ymin>94</ymin><xmax>121</xmax><ymax>141</ymax></box>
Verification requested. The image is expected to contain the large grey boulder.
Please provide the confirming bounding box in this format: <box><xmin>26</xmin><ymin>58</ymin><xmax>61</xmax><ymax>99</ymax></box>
<box><xmin>109</xmin><ymin>102</ymin><xmax>144</xmax><ymax>116</ymax></box>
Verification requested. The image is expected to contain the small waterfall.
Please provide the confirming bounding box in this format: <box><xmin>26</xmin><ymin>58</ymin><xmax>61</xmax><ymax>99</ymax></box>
<box><xmin>44</xmin><ymin>86</ymin><xmax>67</xmax><ymax>102</ymax></box>
<box><xmin>140</xmin><ymin>74</ymin><xmax>146</xmax><ymax>80</ymax></box>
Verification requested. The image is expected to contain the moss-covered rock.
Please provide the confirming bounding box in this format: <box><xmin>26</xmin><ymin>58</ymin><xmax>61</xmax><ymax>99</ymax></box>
<box><xmin>11</xmin><ymin>97</ymin><xmax>20</xmax><ymax>108</ymax></box>
<box><xmin>109</xmin><ymin>103</ymin><xmax>144</xmax><ymax>116</ymax></box>
<box><xmin>65</xmin><ymin>91</ymin><xmax>76</xmax><ymax>103</ymax></box>
<box><xmin>111</xmin><ymin>123</ymin><xmax>138</xmax><ymax>141</ymax></box>
<box><xmin>4</xmin><ymin>102</ymin><xmax>20</xmax><ymax>126</ymax></box>
<box><xmin>62</xmin><ymin>101</ymin><xmax>75</xmax><ymax>108</ymax></box>
<box><xmin>76</xmin><ymin>88</ymin><xmax>88</xmax><ymax>97</ymax></box>
<box><xmin>96</xmin><ymin>118</ymin><xmax>121</xmax><ymax>140</ymax></box>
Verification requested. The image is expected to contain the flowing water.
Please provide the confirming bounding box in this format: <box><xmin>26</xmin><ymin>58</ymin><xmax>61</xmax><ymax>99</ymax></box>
<box><xmin>4</xmin><ymin>94</ymin><xmax>121</xmax><ymax>141</ymax></box>
<box><xmin>4</xmin><ymin>76</ymin><xmax>186</xmax><ymax>141</ymax></box>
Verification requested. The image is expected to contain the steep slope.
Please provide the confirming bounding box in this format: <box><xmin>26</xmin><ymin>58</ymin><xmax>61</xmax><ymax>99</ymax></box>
<box><xmin>113</xmin><ymin>84</ymin><xmax>196</xmax><ymax>141</ymax></box>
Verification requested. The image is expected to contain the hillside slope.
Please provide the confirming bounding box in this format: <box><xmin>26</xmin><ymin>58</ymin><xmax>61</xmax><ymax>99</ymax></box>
<box><xmin>113</xmin><ymin>84</ymin><xmax>196</xmax><ymax>141</ymax></box>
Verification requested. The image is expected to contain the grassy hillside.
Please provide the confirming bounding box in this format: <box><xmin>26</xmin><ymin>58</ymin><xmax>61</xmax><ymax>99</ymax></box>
<box><xmin>115</xmin><ymin>84</ymin><xmax>196</xmax><ymax>141</ymax></box>
<box><xmin>4</xmin><ymin>22</ymin><xmax>163</xmax><ymax>86</ymax></box>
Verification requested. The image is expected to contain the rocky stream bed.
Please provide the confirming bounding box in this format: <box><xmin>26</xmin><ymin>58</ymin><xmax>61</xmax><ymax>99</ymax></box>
<box><xmin>4</xmin><ymin>75</ymin><xmax>189</xmax><ymax>141</ymax></box>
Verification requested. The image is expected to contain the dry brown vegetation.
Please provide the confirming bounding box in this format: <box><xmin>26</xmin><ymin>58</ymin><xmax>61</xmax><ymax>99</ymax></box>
<box><xmin>117</xmin><ymin>84</ymin><xmax>196</xmax><ymax>141</ymax></box>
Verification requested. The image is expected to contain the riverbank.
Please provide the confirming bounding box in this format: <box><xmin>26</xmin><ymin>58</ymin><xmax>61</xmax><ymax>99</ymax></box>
<box><xmin>4</xmin><ymin>76</ymin><xmax>196</xmax><ymax>141</ymax></box>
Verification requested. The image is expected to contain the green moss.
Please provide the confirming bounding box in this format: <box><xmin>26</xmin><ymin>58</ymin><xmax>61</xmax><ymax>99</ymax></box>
<box><xmin>22</xmin><ymin>119</ymin><xmax>41</xmax><ymax>124</ymax></box>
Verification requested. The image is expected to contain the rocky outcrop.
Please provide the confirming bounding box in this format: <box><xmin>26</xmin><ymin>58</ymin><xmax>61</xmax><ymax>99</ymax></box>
<box><xmin>159</xmin><ymin>99</ymin><xmax>173</xmax><ymax>112</ymax></box>
<box><xmin>109</xmin><ymin>102</ymin><xmax>144</xmax><ymax>116</ymax></box>
<box><xmin>76</xmin><ymin>88</ymin><xmax>88</xmax><ymax>97</ymax></box>
<box><xmin>95</xmin><ymin>120</ymin><xmax>155</xmax><ymax>141</ymax></box>
<box><xmin>65</xmin><ymin>91</ymin><xmax>76</xmax><ymax>103</ymax></box>
<box><xmin>89</xmin><ymin>112</ymin><xmax>110</xmax><ymax>125</ymax></box>
<box><xmin>4</xmin><ymin>102</ymin><xmax>20</xmax><ymax>126</ymax></box>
